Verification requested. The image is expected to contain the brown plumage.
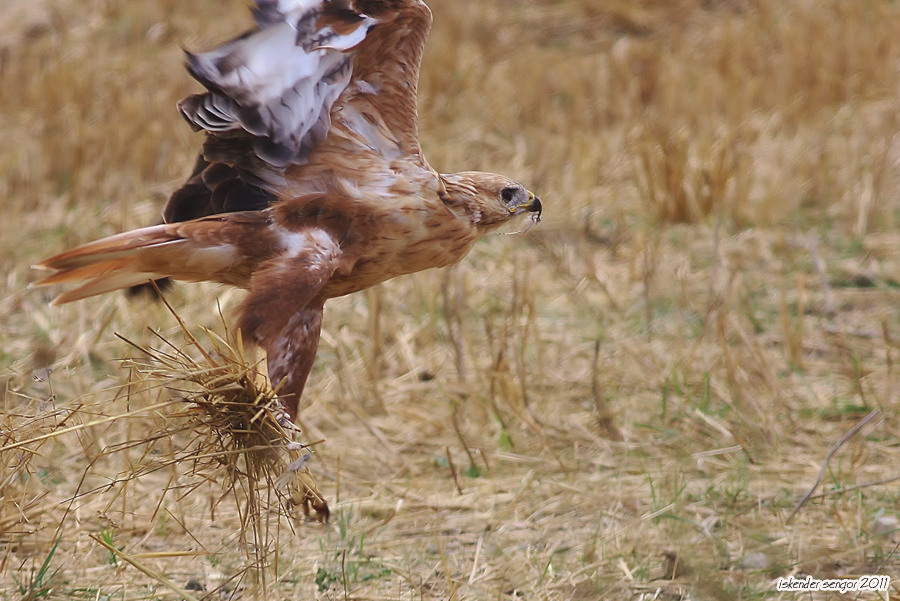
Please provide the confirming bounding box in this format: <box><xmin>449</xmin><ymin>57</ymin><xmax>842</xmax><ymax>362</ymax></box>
<box><xmin>34</xmin><ymin>0</ymin><xmax>542</xmax><ymax>421</ymax></box>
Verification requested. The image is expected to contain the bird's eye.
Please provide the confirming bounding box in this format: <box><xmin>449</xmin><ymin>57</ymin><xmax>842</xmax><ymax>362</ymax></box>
<box><xmin>500</xmin><ymin>186</ymin><xmax>518</xmax><ymax>202</ymax></box>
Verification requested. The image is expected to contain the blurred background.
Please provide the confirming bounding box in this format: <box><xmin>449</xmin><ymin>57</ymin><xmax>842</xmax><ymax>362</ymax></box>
<box><xmin>2</xmin><ymin>0</ymin><xmax>900</xmax><ymax>598</ymax></box>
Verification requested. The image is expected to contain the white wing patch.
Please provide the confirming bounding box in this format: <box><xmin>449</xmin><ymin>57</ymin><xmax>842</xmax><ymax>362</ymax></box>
<box><xmin>178</xmin><ymin>0</ymin><xmax>378</xmax><ymax>167</ymax></box>
<box><xmin>278</xmin><ymin>228</ymin><xmax>338</xmax><ymax>262</ymax></box>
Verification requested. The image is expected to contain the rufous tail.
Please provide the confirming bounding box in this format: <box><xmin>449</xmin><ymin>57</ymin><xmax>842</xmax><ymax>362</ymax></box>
<box><xmin>33</xmin><ymin>213</ymin><xmax>269</xmax><ymax>304</ymax></box>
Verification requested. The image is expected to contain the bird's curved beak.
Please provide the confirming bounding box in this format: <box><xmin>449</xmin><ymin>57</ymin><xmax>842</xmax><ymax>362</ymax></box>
<box><xmin>512</xmin><ymin>190</ymin><xmax>542</xmax><ymax>222</ymax></box>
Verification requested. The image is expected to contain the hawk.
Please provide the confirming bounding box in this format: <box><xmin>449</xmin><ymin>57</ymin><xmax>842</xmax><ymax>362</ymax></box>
<box><xmin>34</xmin><ymin>0</ymin><xmax>542</xmax><ymax>422</ymax></box>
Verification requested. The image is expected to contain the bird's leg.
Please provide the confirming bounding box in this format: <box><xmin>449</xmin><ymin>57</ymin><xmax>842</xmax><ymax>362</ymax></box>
<box><xmin>233</xmin><ymin>228</ymin><xmax>340</xmax><ymax>425</ymax></box>
<box><xmin>233</xmin><ymin>240</ymin><xmax>338</xmax><ymax>497</ymax></box>
<box><xmin>233</xmin><ymin>337</ymin><xmax>298</xmax><ymax>432</ymax></box>
<box><xmin>261</xmin><ymin>306</ymin><xmax>324</xmax><ymax>425</ymax></box>
<box><xmin>260</xmin><ymin>307</ymin><xmax>329</xmax><ymax>521</ymax></box>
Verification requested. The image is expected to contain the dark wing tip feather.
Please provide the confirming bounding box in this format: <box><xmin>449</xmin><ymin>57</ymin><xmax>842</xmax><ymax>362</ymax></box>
<box><xmin>125</xmin><ymin>278</ymin><xmax>174</xmax><ymax>301</ymax></box>
<box><xmin>251</xmin><ymin>0</ymin><xmax>286</xmax><ymax>27</ymax></box>
<box><xmin>183</xmin><ymin>50</ymin><xmax>217</xmax><ymax>91</ymax></box>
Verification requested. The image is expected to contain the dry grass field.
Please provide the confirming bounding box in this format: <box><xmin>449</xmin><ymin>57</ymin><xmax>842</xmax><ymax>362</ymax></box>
<box><xmin>3</xmin><ymin>0</ymin><xmax>900</xmax><ymax>599</ymax></box>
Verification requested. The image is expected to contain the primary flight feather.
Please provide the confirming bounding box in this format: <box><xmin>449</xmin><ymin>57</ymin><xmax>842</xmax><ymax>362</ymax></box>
<box><xmin>35</xmin><ymin>0</ymin><xmax>542</xmax><ymax>422</ymax></box>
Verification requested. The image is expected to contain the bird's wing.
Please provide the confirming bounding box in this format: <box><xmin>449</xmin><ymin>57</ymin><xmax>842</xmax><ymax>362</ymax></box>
<box><xmin>178</xmin><ymin>0</ymin><xmax>378</xmax><ymax>169</ymax></box>
<box><xmin>320</xmin><ymin>0</ymin><xmax>433</xmax><ymax>162</ymax></box>
<box><xmin>166</xmin><ymin>0</ymin><xmax>434</xmax><ymax>224</ymax></box>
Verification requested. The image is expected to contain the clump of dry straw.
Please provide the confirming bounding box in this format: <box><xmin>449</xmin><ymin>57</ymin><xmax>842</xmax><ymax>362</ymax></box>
<box><xmin>117</xmin><ymin>293</ymin><xmax>329</xmax><ymax>525</ymax></box>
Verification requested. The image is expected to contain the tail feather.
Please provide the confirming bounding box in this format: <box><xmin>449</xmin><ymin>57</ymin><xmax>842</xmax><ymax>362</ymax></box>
<box><xmin>50</xmin><ymin>269</ymin><xmax>161</xmax><ymax>305</ymax></box>
<box><xmin>37</xmin><ymin>226</ymin><xmax>177</xmax><ymax>269</ymax></box>
<box><xmin>37</xmin><ymin>257</ymin><xmax>137</xmax><ymax>287</ymax></box>
<box><xmin>33</xmin><ymin>225</ymin><xmax>184</xmax><ymax>304</ymax></box>
<box><xmin>33</xmin><ymin>217</ymin><xmax>254</xmax><ymax>305</ymax></box>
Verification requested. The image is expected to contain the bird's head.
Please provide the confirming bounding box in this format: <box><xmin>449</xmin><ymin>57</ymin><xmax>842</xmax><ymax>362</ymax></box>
<box><xmin>439</xmin><ymin>172</ymin><xmax>542</xmax><ymax>232</ymax></box>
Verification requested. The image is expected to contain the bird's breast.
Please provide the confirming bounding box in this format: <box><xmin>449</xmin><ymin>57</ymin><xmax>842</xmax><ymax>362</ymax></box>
<box><xmin>321</xmin><ymin>200</ymin><xmax>478</xmax><ymax>298</ymax></box>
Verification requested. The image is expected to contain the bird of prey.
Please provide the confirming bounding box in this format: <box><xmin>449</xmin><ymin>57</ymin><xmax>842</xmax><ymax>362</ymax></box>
<box><xmin>34</xmin><ymin>0</ymin><xmax>542</xmax><ymax>423</ymax></box>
